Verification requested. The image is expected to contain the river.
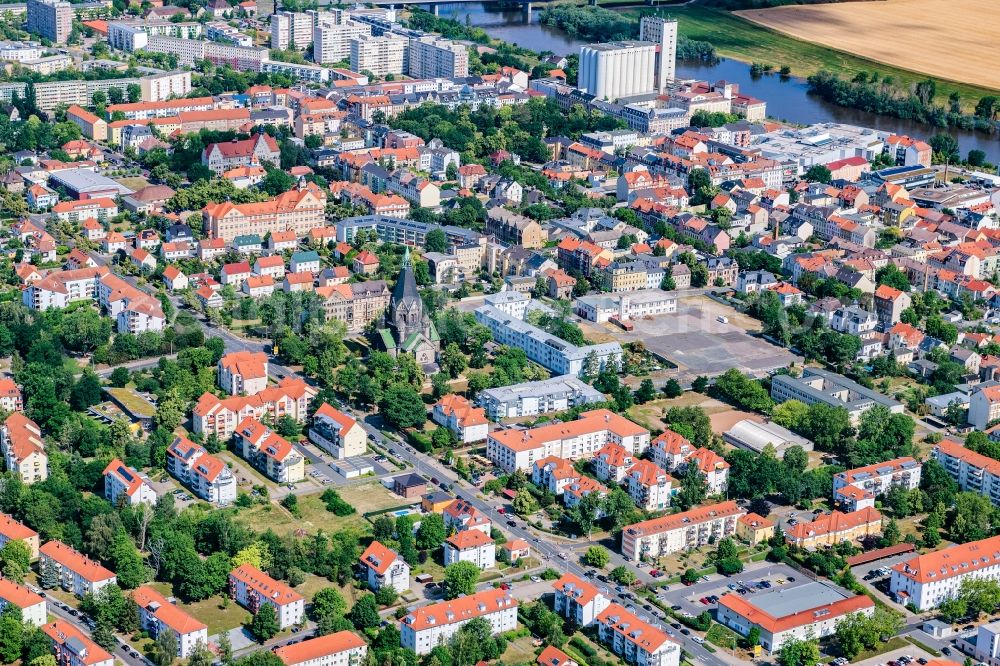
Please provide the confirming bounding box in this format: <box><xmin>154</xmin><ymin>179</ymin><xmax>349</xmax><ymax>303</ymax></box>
<box><xmin>431</xmin><ymin>2</ymin><xmax>1000</xmax><ymax>163</ymax></box>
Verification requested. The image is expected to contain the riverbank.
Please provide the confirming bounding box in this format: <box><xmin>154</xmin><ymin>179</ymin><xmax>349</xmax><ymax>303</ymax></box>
<box><xmin>596</xmin><ymin>4</ymin><xmax>1000</xmax><ymax>112</ymax></box>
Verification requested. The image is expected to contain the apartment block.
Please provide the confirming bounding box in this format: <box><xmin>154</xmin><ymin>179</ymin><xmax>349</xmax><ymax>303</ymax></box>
<box><xmin>229</xmin><ymin>564</ymin><xmax>305</xmax><ymax>629</ymax></box>
<box><xmin>553</xmin><ymin>573</ymin><xmax>611</xmax><ymax>626</ymax></box>
<box><xmin>350</xmin><ymin>34</ymin><xmax>406</xmax><ymax>77</ymax></box>
<box><xmin>275</xmin><ymin>632</ymin><xmax>368</xmax><ymax>666</ymax></box>
<box><xmin>26</xmin><ymin>0</ymin><xmax>71</xmax><ymax>44</ymax></box>
<box><xmin>784</xmin><ymin>508</ymin><xmax>883</xmax><ymax>549</ymax></box>
<box><xmin>232</xmin><ymin>417</ymin><xmax>306</xmax><ymax>484</ymax></box>
<box><xmin>132</xmin><ymin>586</ymin><xmax>208</xmax><ymax>658</ymax></box>
<box><xmin>400</xmin><ymin>588</ymin><xmax>517</xmax><ymax>655</ymax></box>
<box><xmin>191</xmin><ymin>377</ymin><xmax>315</xmax><ymax>439</ymax></box>
<box><xmin>625</xmin><ymin>460</ymin><xmax>675</xmax><ymax>511</ymax></box>
<box><xmin>408</xmin><ymin>36</ymin><xmax>468</xmax><ymax>79</ymax></box>
<box><xmin>1</xmin><ymin>413</ymin><xmax>47</xmax><ymax>485</ymax></box>
<box><xmin>621</xmin><ymin>501</ymin><xmax>745</xmax><ymax>561</ymax></box>
<box><xmin>66</xmin><ymin>105</ymin><xmax>108</xmax><ymax>141</ymax></box>
<box><xmin>103</xmin><ymin>459</ymin><xmax>157</xmax><ymax>507</ymax></box>
<box><xmin>42</xmin><ymin>620</ymin><xmax>113</xmax><ymax>666</ymax></box>
<box><xmin>271</xmin><ymin>11</ymin><xmax>314</xmax><ymax>50</ymax></box>
<box><xmin>359</xmin><ymin>541</ymin><xmax>409</xmax><ymax>594</ymax></box>
<box><xmin>39</xmin><ymin>540</ymin><xmax>117</xmax><ymax>598</ymax></box>
<box><xmin>478</xmin><ymin>375</ymin><xmax>605</xmax><ymax>422</ymax></box>
<box><xmin>140</xmin><ymin>70</ymin><xmax>192</xmax><ymax>102</ymax></box>
<box><xmin>890</xmin><ymin>534</ymin><xmax>1000</xmax><ymax>610</ymax></box>
<box><xmin>202</xmin><ymin>183</ymin><xmax>326</xmax><ymax>242</ymax></box>
<box><xmin>0</xmin><ymin>579</ymin><xmax>45</xmax><ymax>626</ymax></box>
<box><xmin>596</xmin><ymin>603</ymin><xmax>680</xmax><ymax>666</ymax></box>
<box><xmin>832</xmin><ymin>456</ymin><xmax>921</xmax><ymax>512</ymax></box>
<box><xmin>314</xmin><ymin>20</ymin><xmax>370</xmax><ymax>65</ymax></box>
<box><xmin>487</xmin><ymin>408</ymin><xmax>649</xmax><ymax>474</ymax></box>
<box><xmin>309</xmin><ymin>403</ymin><xmax>366</xmax><ymax>459</ymax></box>
<box><xmin>771</xmin><ymin>367</ymin><xmax>904</xmax><ymax>425</ymax></box>
<box><xmin>166</xmin><ymin>435</ymin><xmax>237</xmax><ymax>505</ymax></box>
<box><xmin>443</xmin><ymin>530</ymin><xmax>495</xmax><ymax>570</ymax></box>
<box><xmin>0</xmin><ymin>513</ymin><xmax>39</xmax><ymax>560</ymax></box>
<box><xmin>933</xmin><ymin>439</ymin><xmax>1000</xmax><ymax>506</ymax></box>
<box><xmin>217</xmin><ymin>350</ymin><xmax>269</xmax><ymax>396</ymax></box>
<box><xmin>432</xmin><ymin>394</ymin><xmax>488</xmax><ymax>444</ymax></box>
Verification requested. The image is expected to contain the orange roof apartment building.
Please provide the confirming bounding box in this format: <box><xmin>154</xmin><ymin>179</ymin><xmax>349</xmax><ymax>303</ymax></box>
<box><xmin>400</xmin><ymin>588</ymin><xmax>517</xmax><ymax>655</ymax></box>
<box><xmin>1</xmin><ymin>413</ymin><xmax>47</xmax><ymax>485</ymax></box>
<box><xmin>890</xmin><ymin>534</ymin><xmax>1000</xmax><ymax>610</ymax></box>
<box><xmin>42</xmin><ymin>619</ymin><xmax>114</xmax><ymax>666</ymax></box>
<box><xmin>0</xmin><ymin>513</ymin><xmax>39</xmax><ymax>560</ymax></box>
<box><xmin>191</xmin><ymin>377</ymin><xmax>315</xmax><ymax>439</ymax></box>
<box><xmin>229</xmin><ymin>564</ymin><xmax>305</xmax><ymax>629</ymax></box>
<box><xmin>275</xmin><ymin>631</ymin><xmax>367</xmax><ymax>666</ymax></box>
<box><xmin>132</xmin><ymin>586</ymin><xmax>208</xmax><ymax>658</ymax></box>
<box><xmin>622</xmin><ymin>501</ymin><xmax>745</xmax><ymax>561</ymax></box>
<box><xmin>39</xmin><ymin>541</ymin><xmax>117</xmax><ymax>598</ymax></box>
<box><xmin>784</xmin><ymin>507</ymin><xmax>883</xmax><ymax>550</ymax></box>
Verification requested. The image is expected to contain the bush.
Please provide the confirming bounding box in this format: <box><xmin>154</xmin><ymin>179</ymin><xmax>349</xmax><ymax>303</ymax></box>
<box><xmin>408</xmin><ymin>430</ymin><xmax>433</xmax><ymax>453</ymax></box>
<box><xmin>571</xmin><ymin>638</ymin><xmax>597</xmax><ymax>658</ymax></box>
<box><xmin>320</xmin><ymin>489</ymin><xmax>355</xmax><ymax>516</ymax></box>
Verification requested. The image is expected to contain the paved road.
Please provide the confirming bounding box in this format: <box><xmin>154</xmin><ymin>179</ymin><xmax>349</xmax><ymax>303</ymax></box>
<box><xmin>33</xmin><ymin>588</ymin><xmax>150</xmax><ymax>666</ymax></box>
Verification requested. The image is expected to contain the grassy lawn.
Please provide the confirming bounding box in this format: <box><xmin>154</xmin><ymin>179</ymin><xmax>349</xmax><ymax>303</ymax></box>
<box><xmin>294</xmin><ymin>573</ymin><xmax>367</xmax><ymax>606</ymax></box>
<box><xmin>851</xmin><ymin>636</ymin><xmax>910</xmax><ymax>662</ymax></box>
<box><xmin>147</xmin><ymin>582</ymin><xmax>249</xmax><ymax>637</ymax></box>
<box><xmin>617</xmin><ymin>5</ymin><xmax>999</xmax><ymax>107</ymax></box>
<box><xmin>500</xmin><ymin>634</ymin><xmax>539</xmax><ymax>665</ymax></box>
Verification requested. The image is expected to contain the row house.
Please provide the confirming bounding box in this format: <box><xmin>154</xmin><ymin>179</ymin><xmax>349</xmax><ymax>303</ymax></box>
<box><xmin>229</xmin><ymin>563</ymin><xmax>305</xmax><ymax>629</ymax></box>
<box><xmin>191</xmin><ymin>377</ymin><xmax>315</xmax><ymax>439</ymax></box>
<box><xmin>39</xmin><ymin>541</ymin><xmax>116</xmax><ymax>598</ymax></box>
<box><xmin>0</xmin><ymin>579</ymin><xmax>45</xmax><ymax>626</ymax></box>
<box><xmin>933</xmin><ymin>439</ymin><xmax>1000</xmax><ymax>506</ymax></box>
<box><xmin>52</xmin><ymin>197</ymin><xmax>118</xmax><ymax>224</ymax></box>
<box><xmin>890</xmin><ymin>533</ymin><xmax>1000</xmax><ymax>610</ymax></box>
<box><xmin>232</xmin><ymin>417</ymin><xmax>305</xmax><ymax>484</ymax></box>
<box><xmin>487</xmin><ymin>409</ymin><xmax>650</xmax><ymax>474</ymax></box>
<box><xmin>166</xmin><ymin>435</ymin><xmax>237</xmax><ymax>505</ymax></box>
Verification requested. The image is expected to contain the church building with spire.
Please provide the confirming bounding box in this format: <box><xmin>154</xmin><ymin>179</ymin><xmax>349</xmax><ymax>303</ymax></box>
<box><xmin>376</xmin><ymin>247</ymin><xmax>440</xmax><ymax>368</ymax></box>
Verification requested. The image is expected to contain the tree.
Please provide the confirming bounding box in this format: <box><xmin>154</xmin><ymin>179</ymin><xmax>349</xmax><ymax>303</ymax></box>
<box><xmin>217</xmin><ymin>632</ymin><xmax>233</xmax><ymax>666</ymax></box>
<box><xmin>111</xmin><ymin>530</ymin><xmax>149</xmax><ymax>589</ymax></box>
<box><xmin>803</xmin><ymin>165</ymin><xmax>832</xmax><ymax>183</ymax></box>
<box><xmin>0</xmin><ymin>605</ymin><xmax>23</xmax><ymax>663</ymax></box>
<box><xmin>875</xmin><ymin>264</ymin><xmax>910</xmax><ymax>292</ymax></box>
<box><xmin>635</xmin><ymin>379</ymin><xmax>657</xmax><ymax>404</ymax></box>
<box><xmin>663</xmin><ymin>379</ymin><xmax>683</xmax><ymax>399</ymax></box>
<box><xmin>929</xmin><ymin>133</ymin><xmax>959</xmax><ymax>163</ymax></box>
<box><xmin>583</xmin><ymin>546</ymin><xmax>610</xmax><ymax>568</ymax></box>
<box><xmin>692</xmin><ymin>376</ymin><xmax>709</xmax><ymax>393</ymax></box>
<box><xmin>311</xmin><ymin>588</ymin><xmax>347</xmax><ymax>621</ymax></box>
<box><xmin>425</xmin><ymin>228</ymin><xmax>448</xmax><ymax>253</ymax></box>
<box><xmin>609</xmin><ymin>566</ymin><xmax>637</xmax><ymax>586</ymax></box>
<box><xmin>675</xmin><ymin>465</ymin><xmax>707</xmax><ymax>510</ymax></box>
<box><xmin>38</xmin><ymin>558</ymin><xmax>59</xmax><ymax>590</ymax></box>
<box><xmin>0</xmin><ymin>540</ymin><xmax>30</xmax><ymax>583</ymax></box>
<box><xmin>680</xmin><ymin>568</ymin><xmax>699</xmax><ymax>585</ymax></box>
<box><xmin>440</xmin><ymin>343</ymin><xmax>467</xmax><ymax>379</ymax></box>
<box><xmin>512</xmin><ymin>490</ymin><xmax>539</xmax><ymax>517</ymax></box>
<box><xmin>348</xmin><ymin>594</ymin><xmax>380</xmax><ymax>630</ymax></box>
<box><xmin>416</xmin><ymin>513</ymin><xmax>446</xmax><ymax>551</ymax></box>
<box><xmin>379</xmin><ymin>384</ymin><xmax>427</xmax><ymax>430</ymax></box>
<box><xmin>150</xmin><ymin>628</ymin><xmax>177</xmax><ymax>666</ymax></box>
<box><xmin>949</xmin><ymin>492</ymin><xmax>999</xmax><ymax>543</ymax></box>
<box><xmin>109</xmin><ymin>367</ymin><xmax>130</xmax><ymax>388</ymax></box>
<box><xmin>444</xmin><ymin>561</ymin><xmax>481</xmax><ymax>599</ymax></box>
<box><xmin>778</xmin><ymin>638</ymin><xmax>821</xmax><ymax>666</ymax></box>
<box><xmin>881</xmin><ymin>518</ymin><xmax>900</xmax><ymax>547</ymax></box>
<box><xmin>249</xmin><ymin>604</ymin><xmax>279</xmax><ymax>641</ymax></box>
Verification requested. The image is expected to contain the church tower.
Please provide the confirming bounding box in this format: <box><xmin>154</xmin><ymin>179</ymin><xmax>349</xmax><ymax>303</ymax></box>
<box><xmin>390</xmin><ymin>246</ymin><xmax>425</xmax><ymax>341</ymax></box>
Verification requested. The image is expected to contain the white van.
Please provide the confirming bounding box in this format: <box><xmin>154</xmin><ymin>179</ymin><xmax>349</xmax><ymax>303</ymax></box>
<box><xmin>717</xmin><ymin>315</ymin><xmax>729</xmax><ymax>324</ymax></box>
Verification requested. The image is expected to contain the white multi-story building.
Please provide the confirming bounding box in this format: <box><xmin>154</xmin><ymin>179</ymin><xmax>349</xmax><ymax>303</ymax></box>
<box><xmin>140</xmin><ymin>70</ymin><xmax>192</xmax><ymax>102</ymax></box>
<box><xmin>625</xmin><ymin>460</ymin><xmax>674</xmax><ymax>511</ymax></box>
<box><xmin>39</xmin><ymin>541</ymin><xmax>116</xmax><ymax>598</ymax></box>
<box><xmin>42</xmin><ymin>620</ymin><xmax>113</xmax><ymax>666</ymax></box>
<box><xmin>309</xmin><ymin>403</ymin><xmax>367</xmax><ymax>459</ymax></box>
<box><xmin>830</xmin><ymin>306</ymin><xmax>878</xmax><ymax>336</ymax></box>
<box><xmin>487</xmin><ymin>408</ymin><xmax>649</xmax><ymax>474</ymax></box>
<box><xmin>133</xmin><ymin>586</ymin><xmax>208</xmax><ymax>658</ymax></box>
<box><xmin>574</xmin><ymin>290</ymin><xmax>677</xmax><ymax>323</ymax></box>
<box><xmin>638</xmin><ymin>17</ymin><xmax>676</xmax><ymax>93</ymax></box>
<box><xmin>408</xmin><ymin>36</ymin><xmax>468</xmax><ymax>79</ymax></box>
<box><xmin>0</xmin><ymin>41</ymin><xmax>43</xmax><ymax>61</ymax></box>
<box><xmin>103</xmin><ymin>459</ymin><xmax>157</xmax><ymax>507</ymax></box>
<box><xmin>621</xmin><ymin>501</ymin><xmax>745</xmax><ymax>561</ymax></box>
<box><xmin>217</xmin><ymin>351</ymin><xmax>269</xmax><ymax>396</ymax></box>
<box><xmin>432</xmin><ymin>394</ymin><xmax>488</xmax><ymax>444</ymax></box>
<box><xmin>594</xmin><ymin>442</ymin><xmax>635</xmax><ymax>485</ymax></box>
<box><xmin>350</xmin><ymin>35</ymin><xmax>406</xmax><ymax>77</ymax></box>
<box><xmin>0</xmin><ymin>513</ymin><xmax>39</xmax><ymax>560</ymax></box>
<box><xmin>553</xmin><ymin>574</ymin><xmax>611</xmax><ymax>626</ymax></box>
<box><xmin>718</xmin><ymin>582</ymin><xmax>875</xmax><ymax>652</ymax></box>
<box><xmin>275</xmin><ymin>631</ymin><xmax>368</xmax><ymax>666</ymax></box>
<box><xmin>596</xmin><ymin>603</ymin><xmax>681</xmax><ymax>666</ymax></box>
<box><xmin>400</xmin><ymin>588</ymin><xmax>517</xmax><ymax>655</ymax></box>
<box><xmin>313</xmin><ymin>20</ymin><xmax>370</xmax><ymax>65</ymax></box>
<box><xmin>933</xmin><ymin>439</ymin><xmax>1000</xmax><ymax>505</ymax></box>
<box><xmin>832</xmin><ymin>456</ymin><xmax>921</xmax><ymax>512</ymax></box>
<box><xmin>233</xmin><ymin>417</ymin><xmax>305</xmax><ymax>484</ymax></box>
<box><xmin>890</xmin><ymin>534</ymin><xmax>1000</xmax><ymax>610</ymax></box>
<box><xmin>271</xmin><ymin>11</ymin><xmax>314</xmax><ymax>50</ymax></box>
<box><xmin>166</xmin><ymin>435</ymin><xmax>237</xmax><ymax>505</ymax></box>
<box><xmin>475</xmin><ymin>305</ymin><xmax>622</xmax><ymax>378</ymax></box>
<box><xmin>478</xmin><ymin>375</ymin><xmax>605</xmax><ymax>421</ymax></box>
<box><xmin>229</xmin><ymin>564</ymin><xmax>305</xmax><ymax>629</ymax></box>
<box><xmin>532</xmin><ymin>456</ymin><xmax>580</xmax><ymax>496</ymax></box>
<box><xmin>443</xmin><ymin>529</ymin><xmax>495</xmax><ymax>570</ymax></box>
<box><xmin>0</xmin><ymin>579</ymin><xmax>45</xmax><ymax>626</ymax></box>
<box><xmin>359</xmin><ymin>541</ymin><xmax>410</xmax><ymax>594</ymax></box>
<box><xmin>579</xmin><ymin>41</ymin><xmax>656</xmax><ymax>101</ymax></box>
<box><xmin>192</xmin><ymin>377</ymin><xmax>315</xmax><ymax>440</ymax></box>
<box><xmin>1</xmin><ymin>413</ymin><xmax>47</xmax><ymax>485</ymax></box>
<box><xmin>969</xmin><ymin>385</ymin><xmax>1000</xmax><ymax>430</ymax></box>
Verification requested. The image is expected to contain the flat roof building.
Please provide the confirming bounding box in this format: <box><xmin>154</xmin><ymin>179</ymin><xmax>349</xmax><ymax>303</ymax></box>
<box><xmin>770</xmin><ymin>367</ymin><xmax>904</xmax><ymax>425</ymax></box>
<box><xmin>478</xmin><ymin>375</ymin><xmax>605</xmax><ymax>421</ymax></box>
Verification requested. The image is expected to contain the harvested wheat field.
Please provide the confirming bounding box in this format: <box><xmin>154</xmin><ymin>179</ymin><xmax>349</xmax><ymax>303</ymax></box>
<box><xmin>735</xmin><ymin>0</ymin><xmax>1000</xmax><ymax>90</ymax></box>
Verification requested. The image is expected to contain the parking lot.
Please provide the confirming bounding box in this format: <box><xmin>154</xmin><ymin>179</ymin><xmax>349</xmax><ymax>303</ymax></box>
<box><xmin>654</xmin><ymin>561</ymin><xmax>810</xmax><ymax>618</ymax></box>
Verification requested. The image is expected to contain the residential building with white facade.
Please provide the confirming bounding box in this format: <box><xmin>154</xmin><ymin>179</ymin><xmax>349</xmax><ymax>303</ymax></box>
<box><xmin>717</xmin><ymin>582</ymin><xmax>874</xmax><ymax>652</ymax></box>
<box><xmin>350</xmin><ymin>34</ymin><xmax>406</xmax><ymax>77</ymax></box>
<box><xmin>42</xmin><ymin>620</ymin><xmax>113</xmax><ymax>666</ymax></box>
<box><xmin>553</xmin><ymin>573</ymin><xmax>611</xmax><ymax>626</ymax></box>
<box><xmin>442</xmin><ymin>499</ymin><xmax>491</xmax><ymax>535</ymax></box>
<box><xmin>889</xmin><ymin>534</ymin><xmax>1000</xmax><ymax>610</ymax></box>
<box><xmin>232</xmin><ymin>417</ymin><xmax>305</xmax><ymax>484</ymax></box>
<box><xmin>1</xmin><ymin>413</ymin><xmax>47</xmax><ymax>485</ymax></box>
<box><xmin>400</xmin><ymin>588</ymin><xmax>517</xmax><ymax>655</ymax></box>
<box><xmin>621</xmin><ymin>501</ymin><xmax>745</xmax><ymax>561</ymax></box>
<box><xmin>271</xmin><ymin>11</ymin><xmax>314</xmax><ymax>50</ymax></box>
<box><xmin>625</xmin><ymin>460</ymin><xmax>675</xmax><ymax>511</ymax></box>
<box><xmin>166</xmin><ymin>435</ymin><xmax>237</xmax><ymax>505</ymax></box>
<box><xmin>313</xmin><ymin>20</ymin><xmax>370</xmax><ymax>64</ymax></box>
<box><xmin>408</xmin><ymin>36</ymin><xmax>468</xmax><ymax>79</ymax></box>
<box><xmin>933</xmin><ymin>439</ymin><xmax>1000</xmax><ymax>506</ymax></box>
<box><xmin>309</xmin><ymin>403</ymin><xmax>366</xmax><ymax>459</ymax></box>
<box><xmin>832</xmin><ymin>456</ymin><xmax>921</xmax><ymax>512</ymax></box>
<box><xmin>103</xmin><ymin>459</ymin><xmax>157</xmax><ymax>507</ymax></box>
<box><xmin>218</xmin><ymin>351</ymin><xmax>269</xmax><ymax>396</ymax></box>
<box><xmin>275</xmin><ymin>631</ymin><xmax>368</xmax><ymax>666</ymax></box>
<box><xmin>487</xmin><ymin>408</ymin><xmax>649</xmax><ymax>474</ymax></box>
<box><xmin>39</xmin><ymin>540</ymin><xmax>116</xmax><ymax>598</ymax></box>
<box><xmin>443</xmin><ymin>529</ymin><xmax>495</xmax><ymax>570</ymax></box>
<box><xmin>478</xmin><ymin>375</ymin><xmax>605</xmax><ymax>421</ymax></box>
<box><xmin>0</xmin><ymin>513</ymin><xmax>38</xmax><ymax>560</ymax></box>
<box><xmin>596</xmin><ymin>603</ymin><xmax>681</xmax><ymax>666</ymax></box>
<box><xmin>229</xmin><ymin>564</ymin><xmax>305</xmax><ymax>629</ymax></box>
<box><xmin>594</xmin><ymin>442</ymin><xmax>636</xmax><ymax>485</ymax></box>
<box><xmin>0</xmin><ymin>579</ymin><xmax>45</xmax><ymax>626</ymax></box>
<box><xmin>359</xmin><ymin>541</ymin><xmax>410</xmax><ymax>594</ymax></box>
<box><xmin>133</xmin><ymin>586</ymin><xmax>208</xmax><ymax>658</ymax></box>
<box><xmin>432</xmin><ymin>395</ymin><xmax>488</xmax><ymax>444</ymax></box>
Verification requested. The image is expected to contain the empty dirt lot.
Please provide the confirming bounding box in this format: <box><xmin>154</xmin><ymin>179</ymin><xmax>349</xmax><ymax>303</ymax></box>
<box><xmin>735</xmin><ymin>0</ymin><xmax>1000</xmax><ymax>90</ymax></box>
